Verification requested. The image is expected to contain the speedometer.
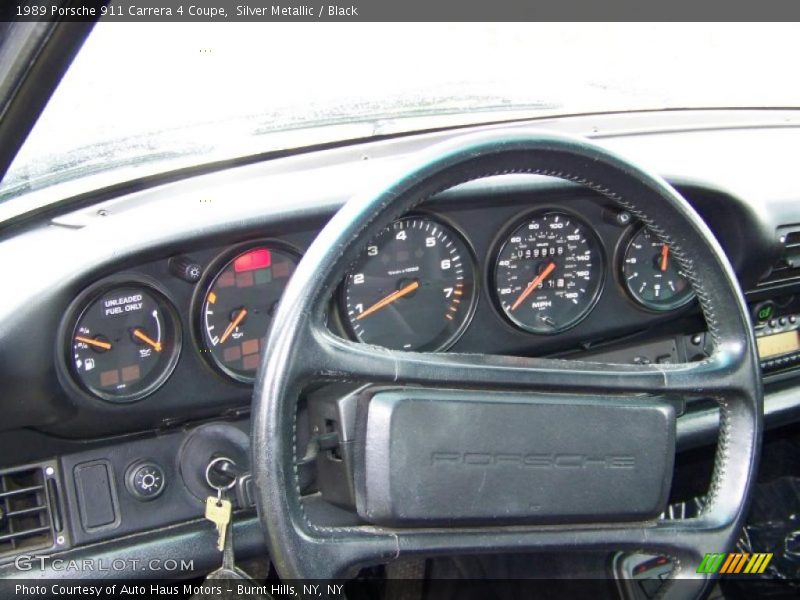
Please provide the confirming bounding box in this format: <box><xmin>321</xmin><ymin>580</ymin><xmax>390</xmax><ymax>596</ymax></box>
<box><xmin>493</xmin><ymin>211</ymin><xmax>604</xmax><ymax>334</ymax></box>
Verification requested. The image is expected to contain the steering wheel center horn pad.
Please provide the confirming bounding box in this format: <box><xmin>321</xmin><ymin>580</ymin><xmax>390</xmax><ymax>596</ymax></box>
<box><xmin>357</xmin><ymin>389</ymin><xmax>675</xmax><ymax>526</ymax></box>
<box><xmin>252</xmin><ymin>130</ymin><xmax>762</xmax><ymax>596</ymax></box>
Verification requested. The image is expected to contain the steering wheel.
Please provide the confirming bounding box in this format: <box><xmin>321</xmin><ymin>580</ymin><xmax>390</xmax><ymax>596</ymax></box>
<box><xmin>252</xmin><ymin>131</ymin><xmax>762</xmax><ymax>598</ymax></box>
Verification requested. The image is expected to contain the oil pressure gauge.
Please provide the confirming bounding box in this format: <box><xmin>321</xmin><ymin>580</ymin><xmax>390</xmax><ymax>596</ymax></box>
<box><xmin>621</xmin><ymin>226</ymin><xmax>694</xmax><ymax>311</ymax></box>
<box><xmin>199</xmin><ymin>245</ymin><xmax>299</xmax><ymax>383</ymax></box>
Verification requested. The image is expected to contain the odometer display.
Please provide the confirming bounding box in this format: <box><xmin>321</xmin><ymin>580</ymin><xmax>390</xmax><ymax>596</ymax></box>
<box><xmin>494</xmin><ymin>211</ymin><xmax>603</xmax><ymax>334</ymax></box>
<box><xmin>343</xmin><ymin>217</ymin><xmax>476</xmax><ymax>351</ymax></box>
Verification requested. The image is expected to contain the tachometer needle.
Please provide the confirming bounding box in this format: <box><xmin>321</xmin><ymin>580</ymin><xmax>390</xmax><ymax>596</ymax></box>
<box><xmin>219</xmin><ymin>308</ymin><xmax>248</xmax><ymax>344</ymax></box>
<box><xmin>133</xmin><ymin>329</ymin><xmax>162</xmax><ymax>352</ymax></box>
<box><xmin>74</xmin><ymin>335</ymin><xmax>112</xmax><ymax>351</ymax></box>
<box><xmin>356</xmin><ymin>281</ymin><xmax>420</xmax><ymax>321</ymax></box>
<box><xmin>511</xmin><ymin>261</ymin><xmax>556</xmax><ymax>312</ymax></box>
<box><xmin>659</xmin><ymin>244</ymin><xmax>670</xmax><ymax>272</ymax></box>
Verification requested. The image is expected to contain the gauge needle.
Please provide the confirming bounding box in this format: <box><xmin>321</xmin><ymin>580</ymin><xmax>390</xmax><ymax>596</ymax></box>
<box><xmin>133</xmin><ymin>329</ymin><xmax>162</xmax><ymax>352</ymax></box>
<box><xmin>659</xmin><ymin>244</ymin><xmax>670</xmax><ymax>272</ymax></box>
<box><xmin>74</xmin><ymin>335</ymin><xmax>112</xmax><ymax>351</ymax></box>
<box><xmin>219</xmin><ymin>308</ymin><xmax>248</xmax><ymax>344</ymax></box>
<box><xmin>356</xmin><ymin>281</ymin><xmax>420</xmax><ymax>321</ymax></box>
<box><xmin>511</xmin><ymin>261</ymin><xmax>556</xmax><ymax>312</ymax></box>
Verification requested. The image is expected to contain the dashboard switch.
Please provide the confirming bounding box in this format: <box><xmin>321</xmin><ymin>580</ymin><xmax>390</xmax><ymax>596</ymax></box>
<box><xmin>169</xmin><ymin>256</ymin><xmax>203</xmax><ymax>283</ymax></box>
<box><xmin>603</xmin><ymin>208</ymin><xmax>632</xmax><ymax>226</ymax></box>
<box><xmin>125</xmin><ymin>461</ymin><xmax>166</xmax><ymax>501</ymax></box>
<box><xmin>753</xmin><ymin>301</ymin><xmax>776</xmax><ymax>324</ymax></box>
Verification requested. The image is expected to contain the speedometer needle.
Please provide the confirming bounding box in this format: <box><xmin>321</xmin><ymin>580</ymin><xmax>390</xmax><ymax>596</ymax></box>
<box><xmin>356</xmin><ymin>281</ymin><xmax>420</xmax><ymax>321</ymax></box>
<box><xmin>511</xmin><ymin>261</ymin><xmax>556</xmax><ymax>312</ymax></box>
<box><xmin>220</xmin><ymin>308</ymin><xmax>248</xmax><ymax>344</ymax></box>
<box><xmin>659</xmin><ymin>244</ymin><xmax>670</xmax><ymax>272</ymax></box>
<box><xmin>133</xmin><ymin>329</ymin><xmax>162</xmax><ymax>352</ymax></box>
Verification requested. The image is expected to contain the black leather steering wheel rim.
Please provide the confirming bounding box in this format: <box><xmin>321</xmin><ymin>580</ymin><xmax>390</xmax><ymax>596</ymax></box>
<box><xmin>252</xmin><ymin>130</ymin><xmax>762</xmax><ymax>597</ymax></box>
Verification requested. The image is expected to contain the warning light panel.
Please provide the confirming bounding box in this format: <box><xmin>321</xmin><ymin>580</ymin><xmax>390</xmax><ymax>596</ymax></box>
<box><xmin>234</xmin><ymin>248</ymin><xmax>271</xmax><ymax>272</ymax></box>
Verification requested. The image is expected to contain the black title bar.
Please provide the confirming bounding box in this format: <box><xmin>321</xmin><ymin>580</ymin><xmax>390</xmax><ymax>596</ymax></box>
<box><xmin>5</xmin><ymin>0</ymin><xmax>800</xmax><ymax>22</ymax></box>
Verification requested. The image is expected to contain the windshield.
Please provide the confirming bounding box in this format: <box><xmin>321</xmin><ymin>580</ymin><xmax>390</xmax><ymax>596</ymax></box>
<box><xmin>3</xmin><ymin>22</ymin><xmax>800</xmax><ymax>205</ymax></box>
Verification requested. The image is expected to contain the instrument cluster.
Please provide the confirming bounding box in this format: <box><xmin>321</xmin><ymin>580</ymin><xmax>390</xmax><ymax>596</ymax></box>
<box><xmin>337</xmin><ymin>207</ymin><xmax>695</xmax><ymax>352</ymax></box>
<box><xmin>60</xmin><ymin>203</ymin><xmax>696</xmax><ymax>403</ymax></box>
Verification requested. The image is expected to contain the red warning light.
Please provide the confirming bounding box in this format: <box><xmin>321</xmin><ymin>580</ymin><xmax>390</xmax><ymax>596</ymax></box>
<box><xmin>234</xmin><ymin>248</ymin><xmax>271</xmax><ymax>273</ymax></box>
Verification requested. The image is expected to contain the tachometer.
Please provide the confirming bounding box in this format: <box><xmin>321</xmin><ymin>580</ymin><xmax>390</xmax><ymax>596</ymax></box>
<box><xmin>621</xmin><ymin>226</ymin><xmax>694</xmax><ymax>311</ymax></box>
<box><xmin>494</xmin><ymin>211</ymin><xmax>604</xmax><ymax>334</ymax></box>
<box><xmin>200</xmin><ymin>245</ymin><xmax>299</xmax><ymax>382</ymax></box>
<box><xmin>70</xmin><ymin>284</ymin><xmax>181</xmax><ymax>402</ymax></box>
<box><xmin>342</xmin><ymin>216</ymin><xmax>476</xmax><ymax>351</ymax></box>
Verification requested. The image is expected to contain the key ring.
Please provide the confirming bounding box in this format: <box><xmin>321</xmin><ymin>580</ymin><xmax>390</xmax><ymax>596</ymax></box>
<box><xmin>205</xmin><ymin>456</ymin><xmax>237</xmax><ymax>503</ymax></box>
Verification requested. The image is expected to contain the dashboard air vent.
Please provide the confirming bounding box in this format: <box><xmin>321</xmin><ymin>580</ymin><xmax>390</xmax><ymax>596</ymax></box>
<box><xmin>0</xmin><ymin>464</ymin><xmax>56</xmax><ymax>559</ymax></box>
<box><xmin>757</xmin><ymin>224</ymin><xmax>800</xmax><ymax>287</ymax></box>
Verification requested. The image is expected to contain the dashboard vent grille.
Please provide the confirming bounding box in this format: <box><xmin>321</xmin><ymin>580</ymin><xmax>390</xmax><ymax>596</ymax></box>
<box><xmin>0</xmin><ymin>464</ymin><xmax>55</xmax><ymax>559</ymax></box>
<box><xmin>758</xmin><ymin>224</ymin><xmax>800</xmax><ymax>287</ymax></box>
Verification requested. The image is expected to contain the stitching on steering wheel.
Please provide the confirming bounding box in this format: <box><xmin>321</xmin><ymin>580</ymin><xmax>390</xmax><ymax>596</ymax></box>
<box><xmin>291</xmin><ymin>163</ymin><xmax>729</xmax><ymax>537</ymax></box>
<box><xmin>704</xmin><ymin>395</ymin><xmax>732</xmax><ymax>513</ymax></box>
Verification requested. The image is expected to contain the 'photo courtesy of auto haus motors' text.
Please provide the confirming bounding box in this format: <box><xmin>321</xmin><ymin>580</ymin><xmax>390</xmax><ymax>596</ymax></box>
<box><xmin>3</xmin><ymin>2</ymin><xmax>800</xmax><ymax>600</ymax></box>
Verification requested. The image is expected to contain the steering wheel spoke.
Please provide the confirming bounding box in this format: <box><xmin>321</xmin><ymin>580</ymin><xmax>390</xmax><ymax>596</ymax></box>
<box><xmin>309</xmin><ymin>324</ymin><xmax>750</xmax><ymax>402</ymax></box>
<box><xmin>281</xmin><ymin>525</ymin><xmax>399</xmax><ymax>581</ymax></box>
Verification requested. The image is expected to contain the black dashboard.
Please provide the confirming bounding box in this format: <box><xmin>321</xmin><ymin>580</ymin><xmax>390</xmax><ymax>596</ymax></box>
<box><xmin>2</xmin><ymin>109</ymin><xmax>800</xmax><ymax>575</ymax></box>
<box><xmin>0</xmin><ymin>172</ymin><xmax>781</xmax><ymax>438</ymax></box>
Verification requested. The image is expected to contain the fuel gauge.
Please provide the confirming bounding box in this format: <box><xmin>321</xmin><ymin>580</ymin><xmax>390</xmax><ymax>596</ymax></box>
<box><xmin>70</xmin><ymin>285</ymin><xmax>181</xmax><ymax>402</ymax></box>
